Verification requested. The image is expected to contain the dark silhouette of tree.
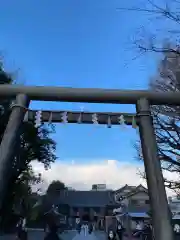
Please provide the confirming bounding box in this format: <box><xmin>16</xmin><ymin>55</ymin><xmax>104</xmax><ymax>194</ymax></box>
<box><xmin>31</xmin><ymin>180</ymin><xmax>67</xmax><ymax>221</ymax></box>
<box><xmin>137</xmin><ymin>51</ymin><xmax>180</xmax><ymax>194</ymax></box>
<box><xmin>117</xmin><ymin>0</ymin><xmax>180</xmax><ymax>57</ymax></box>
<box><xmin>0</xmin><ymin>64</ymin><xmax>57</xmax><ymax>230</ymax></box>
<box><xmin>46</xmin><ymin>180</ymin><xmax>67</xmax><ymax>196</ymax></box>
<box><xmin>120</xmin><ymin>0</ymin><xmax>180</xmax><ymax>193</ymax></box>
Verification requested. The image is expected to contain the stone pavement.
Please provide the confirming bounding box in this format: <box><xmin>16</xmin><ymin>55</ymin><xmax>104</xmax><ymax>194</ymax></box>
<box><xmin>72</xmin><ymin>230</ymin><xmax>106</xmax><ymax>240</ymax></box>
<box><xmin>0</xmin><ymin>230</ymin><xmax>75</xmax><ymax>240</ymax></box>
<box><xmin>0</xmin><ymin>230</ymin><xmax>107</xmax><ymax>240</ymax></box>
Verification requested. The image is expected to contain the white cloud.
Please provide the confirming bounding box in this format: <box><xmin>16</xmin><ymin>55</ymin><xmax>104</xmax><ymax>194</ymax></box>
<box><xmin>31</xmin><ymin>159</ymin><xmax>178</xmax><ymax>196</ymax></box>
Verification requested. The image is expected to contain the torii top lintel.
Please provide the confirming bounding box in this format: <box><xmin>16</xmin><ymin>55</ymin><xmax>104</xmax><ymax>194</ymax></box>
<box><xmin>0</xmin><ymin>85</ymin><xmax>180</xmax><ymax>105</ymax></box>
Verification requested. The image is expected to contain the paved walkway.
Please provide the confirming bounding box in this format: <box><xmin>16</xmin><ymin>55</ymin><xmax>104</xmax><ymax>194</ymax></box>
<box><xmin>0</xmin><ymin>230</ymin><xmax>75</xmax><ymax>240</ymax></box>
<box><xmin>0</xmin><ymin>230</ymin><xmax>106</xmax><ymax>240</ymax></box>
<box><xmin>73</xmin><ymin>233</ymin><xmax>97</xmax><ymax>240</ymax></box>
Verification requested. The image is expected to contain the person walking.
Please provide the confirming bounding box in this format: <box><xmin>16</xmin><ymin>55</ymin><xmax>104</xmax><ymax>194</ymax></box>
<box><xmin>15</xmin><ymin>216</ymin><xmax>27</xmax><ymax>240</ymax></box>
<box><xmin>44</xmin><ymin>205</ymin><xmax>62</xmax><ymax>240</ymax></box>
<box><xmin>174</xmin><ymin>224</ymin><xmax>180</xmax><ymax>240</ymax></box>
<box><xmin>88</xmin><ymin>221</ymin><xmax>93</xmax><ymax>234</ymax></box>
<box><xmin>75</xmin><ymin>217</ymin><xmax>81</xmax><ymax>234</ymax></box>
<box><xmin>107</xmin><ymin>221</ymin><xmax>116</xmax><ymax>240</ymax></box>
<box><xmin>142</xmin><ymin>223</ymin><xmax>153</xmax><ymax>240</ymax></box>
<box><xmin>116</xmin><ymin>222</ymin><xmax>124</xmax><ymax>240</ymax></box>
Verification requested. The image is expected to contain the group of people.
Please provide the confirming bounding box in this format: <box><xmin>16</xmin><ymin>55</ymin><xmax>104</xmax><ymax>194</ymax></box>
<box><xmin>113</xmin><ymin>222</ymin><xmax>124</xmax><ymax>240</ymax></box>
<box><xmin>133</xmin><ymin>221</ymin><xmax>180</xmax><ymax>239</ymax></box>
<box><xmin>133</xmin><ymin>221</ymin><xmax>153</xmax><ymax>240</ymax></box>
<box><xmin>14</xmin><ymin>210</ymin><xmax>180</xmax><ymax>240</ymax></box>
<box><xmin>75</xmin><ymin>218</ymin><xmax>94</xmax><ymax>235</ymax></box>
<box><xmin>15</xmin><ymin>205</ymin><xmax>62</xmax><ymax>240</ymax></box>
<box><xmin>108</xmin><ymin>220</ymin><xmax>153</xmax><ymax>240</ymax></box>
<box><xmin>107</xmin><ymin>221</ymin><xmax>125</xmax><ymax>240</ymax></box>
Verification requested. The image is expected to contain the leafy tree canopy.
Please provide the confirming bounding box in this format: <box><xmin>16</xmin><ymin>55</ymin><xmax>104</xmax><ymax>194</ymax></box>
<box><xmin>0</xmin><ymin>64</ymin><xmax>57</xmax><ymax>229</ymax></box>
<box><xmin>123</xmin><ymin>0</ymin><xmax>180</xmax><ymax>194</ymax></box>
<box><xmin>31</xmin><ymin>180</ymin><xmax>67</xmax><ymax>220</ymax></box>
<box><xmin>46</xmin><ymin>180</ymin><xmax>67</xmax><ymax>196</ymax></box>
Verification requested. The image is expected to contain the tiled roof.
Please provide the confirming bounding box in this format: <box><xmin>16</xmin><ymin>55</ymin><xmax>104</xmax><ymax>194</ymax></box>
<box><xmin>114</xmin><ymin>185</ymin><xmax>137</xmax><ymax>194</ymax></box>
<box><xmin>124</xmin><ymin>185</ymin><xmax>148</xmax><ymax>199</ymax></box>
<box><xmin>115</xmin><ymin>184</ymin><xmax>148</xmax><ymax>198</ymax></box>
<box><xmin>55</xmin><ymin>190</ymin><xmax>118</xmax><ymax>207</ymax></box>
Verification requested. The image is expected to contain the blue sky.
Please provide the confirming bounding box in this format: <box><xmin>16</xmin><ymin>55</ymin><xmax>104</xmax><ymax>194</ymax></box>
<box><xmin>0</xmin><ymin>0</ymin><xmax>163</xmax><ymax>165</ymax></box>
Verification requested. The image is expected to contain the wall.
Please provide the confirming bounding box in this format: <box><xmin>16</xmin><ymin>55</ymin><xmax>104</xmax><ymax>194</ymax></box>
<box><xmin>114</xmin><ymin>191</ymin><xmax>150</xmax><ymax>215</ymax></box>
<box><xmin>129</xmin><ymin>191</ymin><xmax>149</xmax><ymax>201</ymax></box>
<box><xmin>169</xmin><ymin>198</ymin><xmax>180</xmax><ymax>217</ymax></box>
<box><xmin>114</xmin><ymin>189</ymin><xmax>132</xmax><ymax>203</ymax></box>
<box><xmin>69</xmin><ymin>206</ymin><xmax>107</xmax><ymax>218</ymax></box>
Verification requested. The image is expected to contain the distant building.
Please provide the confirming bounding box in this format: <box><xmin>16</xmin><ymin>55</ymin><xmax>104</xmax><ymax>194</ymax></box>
<box><xmin>169</xmin><ymin>196</ymin><xmax>180</xmax><ymax>220</ymax></box>
<box><xmin>92</xmin><ymin>184</ymin><xmax>107</xmax><ymax>191</ymax></box>
<box><xmin>47</xmin><ymin>189</ymin><xmax>119</xmax><ymax>229</ymax></box>
<box><xmin>42</xmin><ymin>184</ymin><xmax>151</xmax><ymax>230</ymax></box>
<box><xmin>114</xmin><ymin>184</ymin><xmax>137</xmax><ymax>202</ymax></box>
<box><xmin>67</xmin><ymin>187</ymin><xmax>75</xmax><ymax>190</ymax></box>
<box><xmin>113</xmin><ymin>184</ymin><xmax>150</xmax><ymax>230</ymax></box>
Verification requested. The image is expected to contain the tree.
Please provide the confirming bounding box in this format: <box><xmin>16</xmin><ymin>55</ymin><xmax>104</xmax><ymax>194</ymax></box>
<box><xmin>117</xmin><ymin>0</ymin><xmax>180</xmax><ymax>56</ymax></box>
<box><xmin>135</xmin><ymin>50</ymin><xmax>180</xmax><ymax>194</ymax></box>
<box><xmin>46</xmin><ymin>180</ymin><xmax>66</xmax><ymax>196</ymax></box>
<box><xmin>30</xmin><ymin>180</ymin><xmax>67</xmax><ymax>221</ymax></box>
<box><xmin>150</xmin><ymin>52</ymin><xmax>180</xmax><ymax>192</ymax></box>
<box><xmin>122</xmin><ymin>1</ymin><xmax>180</xmax><ymax>194</ymax></box>
<box><xmin>116</xmin><ymin>1</ymin><xmax>180</xmax><ymax>193</ymax></box>
<box><xmin>0</xmin><ymin>64</ymin><xmax>57</xmax><ymax>229</ymax></box>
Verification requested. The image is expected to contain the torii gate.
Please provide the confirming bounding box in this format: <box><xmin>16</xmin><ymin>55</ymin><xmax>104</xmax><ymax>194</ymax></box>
<box><xmin>0</xmin><ymin>85</ymin><xmax>178</xmax><ymax>240</ymax></box>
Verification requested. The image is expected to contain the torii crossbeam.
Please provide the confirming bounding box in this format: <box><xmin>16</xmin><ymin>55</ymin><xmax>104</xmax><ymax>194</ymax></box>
<box><xmin>0</xmin><ymin>85</ymin><xmax>178</xmax><ymax>240</ymax></box>
<box><xmin>0</xmin><ymin>84</ymin><xmax>179</xmax><ymax>104</ymax></box>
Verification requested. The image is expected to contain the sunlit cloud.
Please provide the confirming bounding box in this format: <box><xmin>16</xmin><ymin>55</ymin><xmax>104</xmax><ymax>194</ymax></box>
<box><xmin>31</xmin><ymin>159</ymin><xmax>177</xmax><ymax>196</ymax></box>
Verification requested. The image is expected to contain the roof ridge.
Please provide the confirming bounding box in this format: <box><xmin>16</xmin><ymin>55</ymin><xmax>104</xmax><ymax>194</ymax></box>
<box><xmin>124</xmin><ymin>188</ymin><xmax>148</xmax><ymax>199</ymax></box>
<box><xmin>114</xmin><ymin>184</ymin><xmax>137</xmax><ymax>193</ymax></box>
<box><xmin>57</xmin><ymin>189</ymin><xmax>117</xmax><ymax>207</ymax></box>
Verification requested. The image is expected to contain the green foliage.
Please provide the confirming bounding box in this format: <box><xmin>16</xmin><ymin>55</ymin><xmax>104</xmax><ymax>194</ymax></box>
<box><xmin>46</xmin><ymin>180</ymin><xmax>67</xmax><ymax>196</ymax></box>
<box><xmin>30</xmin><ymin>180</ymin><xmax>67</xmax><ymax>221</ymax></box>
<box><xmin>0</xmin><ymin>64</ymin><xmax>57</xmax><ymax>229</ymax></box>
